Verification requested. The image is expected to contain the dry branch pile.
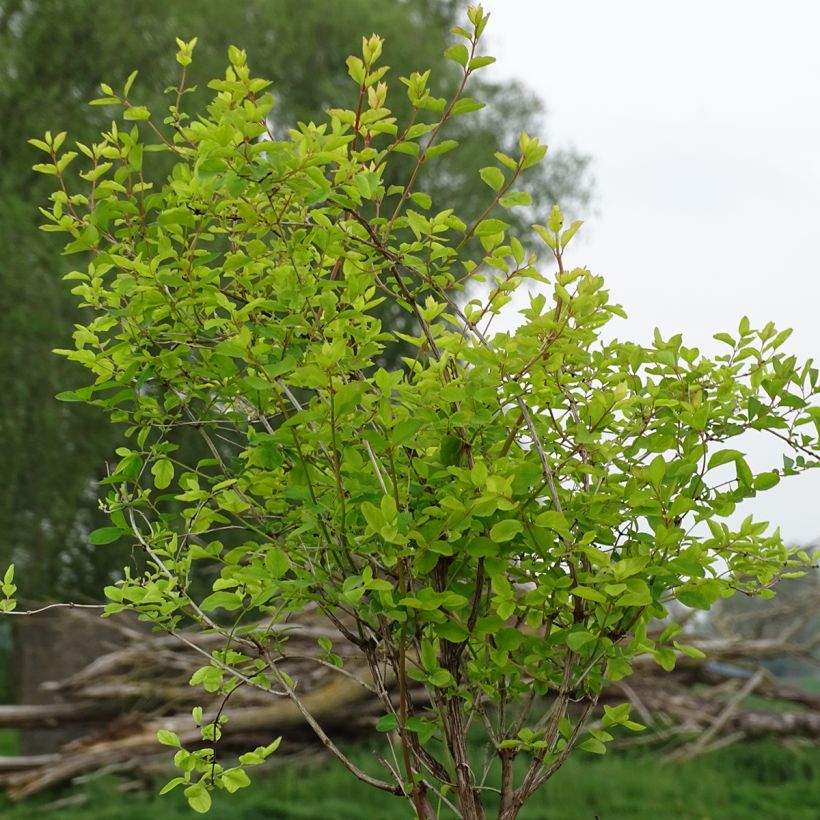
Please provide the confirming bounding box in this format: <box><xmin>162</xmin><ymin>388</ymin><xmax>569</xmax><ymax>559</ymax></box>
<box><xmin>1</xmin><ymin>609</ymin><xmax>818</xmax><ymax>799</ymax></box>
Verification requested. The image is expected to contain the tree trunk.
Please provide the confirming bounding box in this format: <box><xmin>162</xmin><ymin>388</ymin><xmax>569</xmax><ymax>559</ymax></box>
<box><xmin>443</xmin><ymin>697</ymin><xmax>485</xmax><ymax>820</ymax></box>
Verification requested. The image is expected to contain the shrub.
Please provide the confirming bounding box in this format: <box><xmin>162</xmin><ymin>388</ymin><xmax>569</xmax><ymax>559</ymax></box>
<box><xmin>5</xmin><ymin>6</ymin><xmax>818</xmax><ymax>818</ymax></box>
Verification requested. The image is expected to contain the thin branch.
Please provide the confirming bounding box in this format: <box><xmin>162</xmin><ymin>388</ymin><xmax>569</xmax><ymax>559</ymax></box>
<box><xmin>0</xmin><ymin>602</ymin><xmax>107</xmax><ymax>616</ymax></box>
<box><xmin>257</xmin><ymin>645</ymin><xmax>403</xmax><ymax>796</ymax></box>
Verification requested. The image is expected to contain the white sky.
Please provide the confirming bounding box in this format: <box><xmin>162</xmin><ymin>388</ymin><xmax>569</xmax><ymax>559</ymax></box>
<box><xmin>483</xmin><ymin>0</ymin><xmax>820</xmax><ymax>544</ymax></box>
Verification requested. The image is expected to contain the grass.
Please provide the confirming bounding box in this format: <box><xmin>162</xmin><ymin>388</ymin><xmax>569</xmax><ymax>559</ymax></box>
<box><xmin>0</xmin><ymin>732</ymin><xmax>17</xmax><ymax>758</ymax></box>
<box><xmin>0</xmin><ymin>737</ymin><xmax>817</xmax><ymax>819</ymax></box>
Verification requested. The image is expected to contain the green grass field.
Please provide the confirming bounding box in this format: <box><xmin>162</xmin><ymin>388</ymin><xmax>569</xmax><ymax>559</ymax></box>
<box><xmin>0</xmin><ymin>735</ymin><xmax>817</xmax><ymax>819</ymax></box>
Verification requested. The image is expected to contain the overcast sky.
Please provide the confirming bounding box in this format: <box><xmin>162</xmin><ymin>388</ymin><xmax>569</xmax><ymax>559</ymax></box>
<box><xmin>482</xmin><ymin>1</ymin><xmax>819</xmax><ymax>544</ymax></box>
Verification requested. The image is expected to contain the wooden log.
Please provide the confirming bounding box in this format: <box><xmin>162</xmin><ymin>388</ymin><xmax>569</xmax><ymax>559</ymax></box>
<box><xmin>0</xmin><ymin>703</ymin><xmax>114</xmax><ymax>728</ymax></box>
<box><xmin>728</xmin><ymin>710</ymin><xmax>820</xmax><ymax>738</ymax></box>
<box><xmin>0</xmin><ymin>755</ymin><xmax>60</xmax><ymax>773</ymax></box>
<box><xmin>5</xmin><ymin>669</ymin><xmax>377</xmax><ymax>799</ymax></box>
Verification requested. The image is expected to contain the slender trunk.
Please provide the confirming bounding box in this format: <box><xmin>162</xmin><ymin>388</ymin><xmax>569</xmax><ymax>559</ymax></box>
<box><xmin>497</xmin><ymin>749</ymin><xmax>516</xmax><ymax>819</ymax></box>
<box><xmin>444</xmin><ymin>696</ymin><xmax>485</xmax><ymax>820</ymax></box>
<box><xmin>499</xmin><ymin>699</ymin><xmax>598</xmax><ymax>819</ymax></box>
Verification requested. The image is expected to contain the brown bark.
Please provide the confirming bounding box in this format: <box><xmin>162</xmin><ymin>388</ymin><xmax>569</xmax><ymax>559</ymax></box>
<box><xmin>443</xmin><ymin>695</ymin><xmax>485</xmax><ymax>820</ymax></box>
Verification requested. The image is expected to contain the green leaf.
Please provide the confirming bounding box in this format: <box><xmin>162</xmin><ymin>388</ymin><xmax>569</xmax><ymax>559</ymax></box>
<box><xmin>490</xmin><ymin>519</ymin><xmax>523</xmax><ymax>542</ymax></box>
<box><xmin>28</xmin><ymin>138</ymin><xmax>52</xmax><ymax>153</ymax></box>
<box><xmin>264</xmin><ymin>548</ymin><xmax>290</xmax><ymax>579</ymax></box>
<box><xmin>184</xmin><ymin>783</ymin><xmax>212</xmax><ymax>814</ymax></box>
<box><xmin>428</xmin><ymin>668</ymin><xmax>454</xmax><ymax>688</ymax></box>
<box><xmin>346</xmin><ymin>56</ymin><xmax>365</xmax><ymax>84</ymax></box>
<box><xmin>572</xmin><ymin>586</ymin><xmax>606</xmax><ymax>604</ymax></box>
<box><xmin>88</xmin><ymin>527</ymin><xmax>124</xmax><ymax>545</ymax></box>
<box><xmin>602</xmin><ymin>703</ymin><xmax>631</xmax><ymax>726</ymax></box>
<box><xmin>55</xmin><ymin>381</ymin><xmax>90</xmax><ymax>396</ymax></box>
<box><xmin>376</xmin><ymin>713</ymin><xmax>400</xmax><ymax>732</ymax></box>
<box><xmin>677</xmin><ymin>589</ymin><xmax>711</xmax><ymax>610</ymax></box>
<box><xmin>532</xmin><ymin>223</ymin><xmax>556</xmax><ymax>249</ymax></box>
<box><xmin>753</xmin><ymin>471</ymin><xmax>780</xmax><ymax>490</ymax></box>
<box><xmin>151</xmin><ymin>458</ymin><xmax>174</xmax><ymax>490</ymax></box>
<box><xmin>159</xmin><ymin>777</ymin><xmax>186</xmax><ymax>795</ymax></box>
<box><xmin>405</xmin><ymin>717</ymin><xmax>436</xmax><ymax>743</ymax></box>
<box><xmin>474</xmin><ymin>218</ymin><xmax>508</xmax><ymax>237</ymax></box>
<box><xmin>123</xmin><ymin>106</ymin><xmax>151</xmax><ymax>121</ymax></box>
<box><xmin>190</xmin><ymin>666</ymin><xmax>223</xmax><ymax>692</ymax></box>
<box><xmin>708</xmin><ymin>449</ymin><xmax>744</xmax><ymax>469</ymax></box>
<box><xmin>736</xmin><ymin>456</ymin><xmax>753</xmax><ymax>487</ymax></box>
<box><xmin>222</xmin><ymin>767</ymin><xmax>251</xmax><ymax>793</ymax></box>
<box><xmin>466</xmin><ymin>537</ymin><xmax>499</xmax><ymax>558</ymax></box>
<box><xmin>200</xmin><ymin>591</ymin><xmax>243</xmax><ymax>612</ymax></box>
<box><xmin>263</xmin><ymin>738</ymin><xmax>282</xmax><ymax>757</ymax></box>
<box><xmin>360</xmin><ymin>501</ymin><xmax>385</xmax><ymax>531</ymax></box>
<box><xmin>158</xmin><ymin>207</ymin><xmax>196</xmax><ymax>228</ymax></box>
<box><xmin>579</xmin><ymin>737</ymin><xmax>607</xmax><ymax>755</ymax></box>
<box><xmin>436</xmin><ymin>621</ymin><xmax>469</xmax><ymax>642</ymax></box>
<box><xmin>451</xmin><ymin>97</ymin><xmax>485</xmax><ymax>116</ymax></box>
<box><xmin>494</xmin><ymin>151</ymin><xmax>519</xmax><ymax>171</ymax></box>
<box><xmin>439</xmin><ymin>434</ymin><xmax>466</xmax><ymax>467</ymax></box>
<box><xmin>469</xmin><ymin>55</ymin><xmax>496</xmax><ymax>70</ymax></box>
<box><xmin>547</xmin><ymin>204</ymin><xmax>564</xmax><ymax>233</ymax></box>
<box><xmin>647</xmin><ymin>455</ymin><xmax>666</xmax><ymax>488</ymax></box>
<box><xmin>653</xmin><ymin>647</ymin><xmax>677</xmax><ymax>672</ymax></box>
<box><xmin>479</xmin><ymin>166</ymin><xmax>505</xmax><ymax>192</ymax></box>
<box><xmin>499</xmin><ymin>191</ymin><xmax>532</xmax><ymax>208</ymax></box>
<box><xmin>617</xmin><ymin>578</ymin><xmax>652</xmax><ymax>606</ymax></box>
<box><xmin>673</xmin><ymin>641</ymin><xmax>706</xmax><ymax>659</ymax></box>
<box><xmin>123</xmin><ymin>70</ymin><xmax>139</xmax><ymax>97</ymax></box>
<box><xmin>567</xmin><ymin>631</ymin><xmax>596</xmax><ymax>652</ymax></box>
<box><xmin>426</xmin><ymin>139</ymin><xmax>458</xmax><ymax>159</ymax></box>
<box><xmin>606</xmin><ymin>657</ymin><xmax>633</xmax><ymax>681</ymax></box>
<box><xmin>612</xmin><ymin>556</ymin><xmax>649</xmax><ymax>579</ymax></box>
<box><xmin>521</xmin><ymin>144</ymin><xmax>547</xmax><ymax>169</ymax></box>
<box><xmin>392</xmin><ymin>141</ymin><xmax>420</xmax><ymax>156</ymax></box>
<box><xmin>157</xmin><ymin>729</ymin><xmax>181</xmax><ymax>747</ymax></box>
<box><xmin>534</xmin><ymin>510</ymin><xmax>570</xmax><ymax>537</ymax></box>
<box><xmin>560</xmin><ymin>220</ymin><xmax>583</xmax><ymax>247</ymax></box>
<box><xmin>444</xmin><ymin>44</ymin><xmax>469</xmax><ymax>67</ymax></box>
<box><xmin>494</xmin><ymin>628</ymin><xmax>522</xmax><ymax>651</ymax></box>
<box><xmin>380</xmin><ymin>493</ymin><xmax>397</xmax><ymax>522</ymax></box>
<box><xmin>470</xmin><ymin>461</ymin><xmax>488</xmax><ymax>487</ymax></box>
<box><xmin>659</xmin><ymin>622</ymin><xmax>682</xmax><ymax>643</ymax></box>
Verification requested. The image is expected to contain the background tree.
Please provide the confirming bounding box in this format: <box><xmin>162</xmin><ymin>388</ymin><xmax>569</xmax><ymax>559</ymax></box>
<box><xmin>0</xmin><ymin>0</ymin><xmax>591</xmax><ymax>602</ymax></box>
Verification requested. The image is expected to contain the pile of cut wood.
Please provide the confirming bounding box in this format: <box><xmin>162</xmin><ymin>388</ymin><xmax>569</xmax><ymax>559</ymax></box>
<box><xmin>1</xmin><ymin>609</ymin><xmax>817</xmax><ymax>800</ymax></box>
